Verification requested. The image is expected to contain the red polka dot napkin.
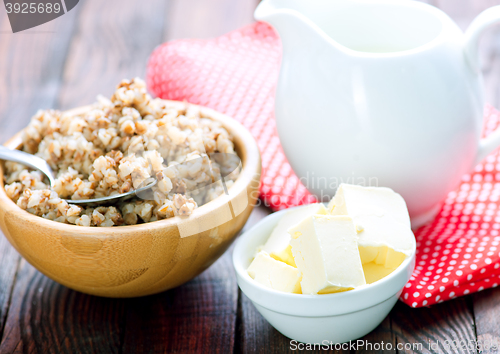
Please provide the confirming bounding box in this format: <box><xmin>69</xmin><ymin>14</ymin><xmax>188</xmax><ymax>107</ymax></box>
<box><xmin>146</xmin><ymin>22</ymin><xmax>500</xmax><ymax>307</ymax></box>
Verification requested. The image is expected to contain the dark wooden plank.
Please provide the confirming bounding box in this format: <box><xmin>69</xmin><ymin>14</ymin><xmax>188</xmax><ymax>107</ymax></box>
<box><xmin>118</xmin><ymin>2</ymin><xmax>259</xmax><ymax>352</ymax></box>
<box><xmin>121</xmin><ymin>246</ymin><xmax>237</xmax><ymax>353</ymax></box>
<box><xmin>238</xmin><ymin>291</ymin><xmax>290</xmax><ymax>354</ymax></box>
<box><xmin>120</xmin><ymin>206</ymin><xmax>269</xmax><ymax>353</ymax></box>
<box><xmin>472</xmin><ymin>288</ymin><xmax>500</xmax><ymax>354</ymax></box>
<box><xmin>237</xmin><ymin>293</ymin><xmax>349</xmax><ymax>354</ymax></box>
<box><xmin>0</xmin><ymin>2</ymin><xmax>81</xmax><ymax>345</ymax></box>
<box><xmin>166</xmin><ymin>0</ymin><xmax>257</xmax><ymax>40</ymax></box>
<box><xmin>0</xmin><ymin>0</ymin><xmax>169</xmax><ymax>351</ymax></box>
<box><xmin>391</xmin><ymin>298</ymin><xmax>477</xmax><ymax>354</ymax></box>
<box><xmin>0</xmin><ymin>6</ymin><xmax>80</xmax><ymax>142</ymax></box>
<box><xmin>0</xmin><ymin>237</ymin><xmax>19</xmax><ymax>342</ymax></box>
<box><xmin>0</xmin><ymin>260</ymin><xmax>126</xmax><ymax>354</ymax></box>
<box><xmin>355</xmin><ymin>317</ymin><xmax>396</xmax><ymax>354</ymax></box>
<box><xmin>1</xmin><ymin>0</ymin><xmax>259</xmax><ymax>351</ymax></box>
<box><xmin>234</xmin><ymin>207</ymin><xmax>271</xmax><ymax>353</ymax></box>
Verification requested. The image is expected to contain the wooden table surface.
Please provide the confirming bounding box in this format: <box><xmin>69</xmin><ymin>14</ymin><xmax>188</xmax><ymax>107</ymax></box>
<box><xmin>1</xmin><ymin>0</ymin><xmax>500</xmax><ymax>353</ymax></box>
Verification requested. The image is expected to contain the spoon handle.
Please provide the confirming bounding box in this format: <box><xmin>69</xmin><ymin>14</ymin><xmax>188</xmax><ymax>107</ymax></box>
<box><xmin>0</xmin><ymin>145</ymin><xmax>56</xmax><ymax>186</ymax></box>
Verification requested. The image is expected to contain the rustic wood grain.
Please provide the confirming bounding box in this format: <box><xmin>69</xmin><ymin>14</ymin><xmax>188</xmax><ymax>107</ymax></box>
<box><xmin>3</xmin><ymin>0</ymin><xmax>500</xmax><ymax>352</ymax></box>
<box><xmin>472</xmin><ymin>288</ymin><xmax>500</xmax><ymax>354</ymax></box>
<box><xmin>0</xmin><ymin>2</ymin><xmax>81</xmax><ymax>345</ymax></box>
<box><xmin>0</xmin><ymin>0</ymin><xmax>167</xmax><ymax>351</ymax></box>
<box><xmin>118</xmin><ymin>205</ymin><xmax>265</xmax><ymax>353</ymax></box>
<box><xmin>121</xmin><ymin>247</ymin><xmax>238</xmax><ymax>353</ymax></box>
<box><xmin>119</xmin><ymin>2</ymin><xmax>260</xmax><ymax>352</ymax></box>
<box><xmin>0</xmin><ymin>260</ymin><xmax>126</xmax><ymax>354</ymax></box>
<box><xmin>0</xmin><ymin>237</ymin><xmax>19</xmax><ymax>344</ymax></box>
<box><xmin>236</xmin><ymin>292</ymin><xmax>350</xmax><ymax>354</ymax></box>
<box><xmin>0</xmin><ymin>0</ymin><xmax>262</xmax><ymax>352</ymax></box>
<box><xmin>354</xmin><ymin>317</ymin><xmax>396</xmax><ymax>354</ymax></box>
<box><xmin>391</xmin><ymin>298</ymin><xmax>477</xmax><ymax>354</ymax></box>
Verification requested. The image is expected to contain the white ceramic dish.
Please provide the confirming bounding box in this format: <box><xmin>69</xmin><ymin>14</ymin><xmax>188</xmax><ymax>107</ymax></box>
<box><xmin>232</xmin><ymin>205</ymin><xmax>416</xmax><ymax>344</ymax></box>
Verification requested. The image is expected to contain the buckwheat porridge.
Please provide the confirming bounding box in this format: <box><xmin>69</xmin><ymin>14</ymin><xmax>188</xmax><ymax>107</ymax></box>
<box><xmin>2</xmin><ymin>78</ymin><xmax>241</xmax><ymax>226</ymax></box>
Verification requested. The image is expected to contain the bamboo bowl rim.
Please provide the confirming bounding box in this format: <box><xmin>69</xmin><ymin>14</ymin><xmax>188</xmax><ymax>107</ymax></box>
<box><xmin>0</xmin><ymin>101</ymin><xmax>261</xmax><ymax>236</ymax></box>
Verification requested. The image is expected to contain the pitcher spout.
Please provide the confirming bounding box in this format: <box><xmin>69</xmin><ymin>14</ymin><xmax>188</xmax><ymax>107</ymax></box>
<box><xmin>254</xmin><ymin>0</ymin><xmax>301</xmax><ymax>24</ymax></box>
<box><xmin>254</xmin><ymin>0</ymin><xmax>333</xmax><ymax>52</ymax></box>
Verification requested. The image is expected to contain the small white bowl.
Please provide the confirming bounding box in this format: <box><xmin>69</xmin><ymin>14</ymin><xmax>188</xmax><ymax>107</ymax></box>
<box><xmin>233</xmin><ymin>205</ymin><xmax>416</xmax><ymax>344</ymax></box>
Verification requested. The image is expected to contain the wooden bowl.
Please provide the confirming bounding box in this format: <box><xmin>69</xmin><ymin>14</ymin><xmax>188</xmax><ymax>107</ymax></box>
<box><xmin>0</xmin><ymin>102</ymin><xmax>261</xmax><ymax>298</ymax></box>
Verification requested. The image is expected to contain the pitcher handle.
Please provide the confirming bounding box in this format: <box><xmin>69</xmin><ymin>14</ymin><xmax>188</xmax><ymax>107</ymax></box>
<box><xmin>464</xmin><ymin>6</ymin><xmax>500</xmax><ymax>72</ymax></box>
<box><xmin>464</xmin><ymin>6</ymin><xmax>500</xmax><ymax>165</ymax></box>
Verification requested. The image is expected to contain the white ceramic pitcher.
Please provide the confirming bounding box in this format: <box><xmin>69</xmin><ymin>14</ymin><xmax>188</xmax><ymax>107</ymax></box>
<box><xmin>255</xmin><ymin>0</ymin><xmax>500</xmax><ymax>227</ymax></box>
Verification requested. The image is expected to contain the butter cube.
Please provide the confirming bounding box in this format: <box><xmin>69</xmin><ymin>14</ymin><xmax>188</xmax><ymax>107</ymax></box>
<box><xmin>359</xmin><ymin>245</ymin><xmax>406</xmax><ymax>269</ymax></box>
<box><xmin>262</xmin><ymin>203</ymin><xmax>327</xmax><ymax>267</ymax></box>
<box><xmin>328</xmin><ymin>184</ymin><xmax>414</xmax><ymax>255</ymax></box>
<box><xmin>362</xmin><ymin>262</ymin><xmax>397</xmax><ymax>284</ymax></box>
<box><xmin>359</xmin><ymin>245</ymin><xmax>406</xmax><ymax>284</ymax></box>
<box><xmin>289</xmin><ymin>215</ymin><xmax>366</xmax><ymax>295</ymax></box>
<box><xmin>247</xmin><ymin>251</ymin><xmax>302</xmax><ymax>294</ymax></box>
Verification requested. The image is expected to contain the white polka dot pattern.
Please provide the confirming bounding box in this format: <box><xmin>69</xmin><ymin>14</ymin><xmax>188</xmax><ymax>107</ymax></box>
<box><xmin>146</xmin><ymin>22</ymin><xmax>500</xmax><ymax>308</ymax></box>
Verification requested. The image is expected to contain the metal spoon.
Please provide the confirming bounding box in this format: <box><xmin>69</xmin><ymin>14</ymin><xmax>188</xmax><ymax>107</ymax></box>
<box><xmin>0</xmin><ymin>145</ymin><xmax>156</xmax><ymax>206</ymax></box>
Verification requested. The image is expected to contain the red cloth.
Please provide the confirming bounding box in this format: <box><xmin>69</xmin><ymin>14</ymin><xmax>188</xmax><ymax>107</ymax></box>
<box><xmin>147</xmin><ymin>22</ymin><xmax>500</xmax><ymax>307</ymax></box>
